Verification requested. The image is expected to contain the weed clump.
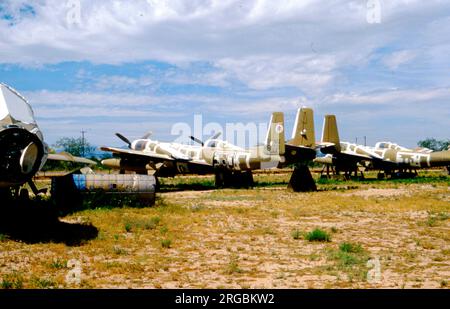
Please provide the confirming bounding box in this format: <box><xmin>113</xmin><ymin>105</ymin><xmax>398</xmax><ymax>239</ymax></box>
<box><xmin>30</xmin><ymin>277</ymin><xmax>57</xmax><ymax>289</ymax></box>
<box><xmin>49</xmin><ymin>258</ymin><xmax>67</xmax><ymax>269</ymax></box>
<box><xmin>305</xmin><ymin>229</ymin><xmax>331</xmax><ymax>242</ymax></box>
<box><xmin>426</xmin><ymin>212</ymin><xmax>449</xmax><ymax>227</ymax></box>
<box><xmin>226</xmin><ymin>255</ymin><xmax>243</xmax><ymax>274</ymax></box>
<box><xmin>161</xmin><ymin>239</ymin><xmax>172</xmax><ymax>248</ymax></box>
<box><xmin>339</xmin><ymin>242</ymin><xmax>363</xmax><ymax>254</ymax></box>
<box><xmin>1</xmin><ymin>272</ymin><xmax>24</xmax><ymax>289</ymax></box>
<box><xmin>124</xmin><ymin>216</ymin><xmax>161</xmax><ymax>232</ymax></box>
<box><xmin>326</xmin><ymin>242</ymin><xmax>370</xmax><ymax>282</ymax></box>
<box><xmin>291</xmin><ymin>230</ymin><xmax>303</xmax><ymax>240</ymax></box>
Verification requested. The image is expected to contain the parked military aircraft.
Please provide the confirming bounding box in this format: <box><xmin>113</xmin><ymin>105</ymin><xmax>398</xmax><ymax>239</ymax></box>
<box><xmin>101</xmin><ymin>107</ymin><xmax>318</xmax><ymax>190</ymax></box>
<box><xmin>0</xmin><ymin>83</ymin><xmax>95</xmax><ymax>199</ymax></box>
<box><xmin>315</xmin><ymin>114</ymin><xmax>450</xmax><ymax>178</ymax></box>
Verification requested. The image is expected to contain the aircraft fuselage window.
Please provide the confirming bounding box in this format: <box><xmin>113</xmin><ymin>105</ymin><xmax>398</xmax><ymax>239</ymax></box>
<box><xmin>134</xmin><ymin>141</ymin><xmax>147</xmax><ymax>150</ymax></box>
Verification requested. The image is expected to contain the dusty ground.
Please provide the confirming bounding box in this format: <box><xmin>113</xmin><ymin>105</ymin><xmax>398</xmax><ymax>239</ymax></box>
<box><xmin>0</xmin><ymin>170</ymin><xmax>449</xmax><ymax>289</ymax></box>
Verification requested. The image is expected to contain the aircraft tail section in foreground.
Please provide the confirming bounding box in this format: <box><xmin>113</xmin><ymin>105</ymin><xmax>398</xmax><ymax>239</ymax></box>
<box><xmin>290</xmin><ymin>107</ymin><xmax>315</xmax><ymax>148</ymax></box>
<box><xmin>321</xmin><ymin>115</ymin><xmax>341</xmax><ymax>152</ymax></box>
<box><xmin>265</xmin><ymin>112</ymin><xmax>285</xmax><ymax>156</ymax></box>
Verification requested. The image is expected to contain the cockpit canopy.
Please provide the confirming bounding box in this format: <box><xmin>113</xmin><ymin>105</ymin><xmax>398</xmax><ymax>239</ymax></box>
<box><xmin>375</xmin><ymin>141</ymin><xmax>408</xmax><ymax>151</ymax></box>
<box><xmin>375</xmin><ymin>142</ymin><xmax>391</xmax><ymax>149</ymax></box>
<box><xmin>0</xmin><ymin>83</ymin><xmax>36</xmax><ymax>124</ymax></box>
<box><xmin>205</xmin><ymin>139</ymin><xmax>244</xmax><ymax>151</ymax></box>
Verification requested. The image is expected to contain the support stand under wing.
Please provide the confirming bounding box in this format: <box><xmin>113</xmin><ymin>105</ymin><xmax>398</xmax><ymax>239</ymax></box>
<box><xmin>287</xmin><ymin>164</ymin><xmax>317</xmax><ymax>192</ymax></box>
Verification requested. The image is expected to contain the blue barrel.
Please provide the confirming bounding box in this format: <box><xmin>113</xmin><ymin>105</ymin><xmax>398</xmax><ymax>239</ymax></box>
<box><xmin>72</xmin><ymin>174</ymin><xmax>156</xmax><ymax>193</ymax></box>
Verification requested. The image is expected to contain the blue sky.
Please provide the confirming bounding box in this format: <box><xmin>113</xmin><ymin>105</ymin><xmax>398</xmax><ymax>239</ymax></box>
<box><xmin>0</xmin><ymin>0</ymin><xmax>449</xmax><ymax>148</ymax></box>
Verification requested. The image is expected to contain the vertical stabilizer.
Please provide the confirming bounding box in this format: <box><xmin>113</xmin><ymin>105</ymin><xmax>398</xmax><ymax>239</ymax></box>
<box><xmin>321</xmin><ymin>115</ymin><xmax>341</xmax><ymax>152</ymax></box>
<box><xmin>265</xmin><ymin>112</ymin><xmax>285</xmax><ymax>155</ymax></box>
<box><xmin>290</xmin><ymin>107</ymin><xmax>315</xmax><ymax>147</ymax></box>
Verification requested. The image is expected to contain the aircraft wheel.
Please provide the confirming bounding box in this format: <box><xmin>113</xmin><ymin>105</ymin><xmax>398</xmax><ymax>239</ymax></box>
<box><xmin>154</xmin><ymin>177</ymin><xmax>160</xmax><ymax>192</ymax></box>
<box><xmin>243</xmin><ymin>171</ymin><xmax>254</xmax><ymax>188</ymax></box>
<box><xmin>223</xmin><ymin>170</ymin><xmax>233</xmax><ymax>187</ymax></box>
<box><xmin>214</xmin><ymin>169</ymin><xmax>225</xmax><ymax>188</ymax></box>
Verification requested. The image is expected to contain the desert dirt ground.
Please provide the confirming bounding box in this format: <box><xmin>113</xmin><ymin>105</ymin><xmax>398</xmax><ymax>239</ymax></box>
<box><xmin>0</xmin><ymin>170</ymin><xmax>449</xmax><ymax>289</ymax></box>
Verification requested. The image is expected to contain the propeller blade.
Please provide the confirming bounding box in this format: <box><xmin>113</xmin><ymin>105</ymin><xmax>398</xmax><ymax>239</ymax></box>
<box><xmin>209</xmin><ymin>132</ymin><xmax>222</xmax><ymax>140</ymax></box>
<box><xmin>115</xmin><ymin>133</ymin><xmax>132</xmax><ymax>148</ymax></box>
<box><xmin>141</xmin><ymin>131</ymin><xmax>152</xmax><ymax>139</ymax></box>
<box><xmin>189</xmin><ymin>136</ymin><xmax>204</xmax><ymax>146</ymax></box>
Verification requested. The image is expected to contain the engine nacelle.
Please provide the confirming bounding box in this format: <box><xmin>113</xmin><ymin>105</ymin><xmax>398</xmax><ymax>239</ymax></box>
<box><xmin>0</xmin><ymin>126</ymin><xmax>45</xmax><ymax>188</ymax></box>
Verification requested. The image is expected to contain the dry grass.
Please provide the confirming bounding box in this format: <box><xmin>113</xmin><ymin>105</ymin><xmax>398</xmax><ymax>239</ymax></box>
<box><xmin>0</xmin><ymin>169</ymin><xmax>449</xmax><ymax>288</ymax></box>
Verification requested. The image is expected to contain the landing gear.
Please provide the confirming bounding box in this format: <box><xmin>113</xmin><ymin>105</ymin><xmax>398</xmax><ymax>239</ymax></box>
<box><xmin>214</xmin><ymin>168</ymin><xmax>229</xmax><ymax>188</ymax></box>
<box><xmin>378</xmin><ymin>169</ymin><xmax>418</xmax><ymax>179</ymax></box>
<box><xmin>319</xmin><ymin>164</ymin><xmax>364</xmax><ymax>180</ymax></box>
<box><xmin>154</xmin><ymin>176</ymin><xmax>160</xmax><ymax>192</ymax></box>
<box><xmin>319</xmin><ymin>164</ymin><xmax>336</xmax><ymax>179</ymax></box>
<box><xmin>214</xmin><ymin>168</ymin><xmax>254</xmax><ymax>188</ymax></box>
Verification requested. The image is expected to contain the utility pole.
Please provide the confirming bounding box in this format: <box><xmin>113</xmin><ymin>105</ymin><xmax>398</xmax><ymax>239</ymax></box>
<box><xmin>81</xmin><ymin>129</ymin><xmax>87</xmax><ymax>157</ymax></box>
<box><xmin>364</xmin><ymin>136</ymin><xmax>367</xmax><ymax>146</ymax></box>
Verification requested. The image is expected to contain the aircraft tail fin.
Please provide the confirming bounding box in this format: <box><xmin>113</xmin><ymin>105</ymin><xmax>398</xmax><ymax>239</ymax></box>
<box><xmin>290</xmin><ymin>107</ymin><xmax>315</xmax><ymax>148</ymax></box>
<box><xmin>265</xmin><ymin>112</ymin><xmax>285</xmax><ymax>155</ymax></box>
<box><xmin>321</xmin><ymin>115</ymin><xmax>341</xmax><ymax>152</ymax></box>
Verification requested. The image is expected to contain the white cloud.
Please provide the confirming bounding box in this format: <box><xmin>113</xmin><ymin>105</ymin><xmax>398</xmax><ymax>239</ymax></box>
<box><xmin>1</xmin><ymin>1</ymin><xmax>448</xmax><ymax>70</ymax></box>
<box><xmin>215</xmin><ymin>55</ymin><xmax>336</xmax><ymax>92</ymax></box>
<box><xmin>383</xmin><ymin>50</ymin><xmax>417</xmax><ymax>70</ymax></box>
<box><xmin>325</xmin><ymin>87</ymin><xmax>450</xmax><ymax>105</ymax></box>
<box><xmin>1</xmin><ymin>0</ymin><xmax>449</xmax><ymax>146</ymax></box>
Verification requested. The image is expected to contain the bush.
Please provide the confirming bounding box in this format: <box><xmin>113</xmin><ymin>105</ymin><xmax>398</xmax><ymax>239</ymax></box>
<box><xmin>161</xmin><ymin>239</ymin><xmax>172</xmax><ymax>248</ymax></box>
<box><xmin>305</xmin><ymin>228</ymin><xmax>331</xmax><ymax>242</ymax></box>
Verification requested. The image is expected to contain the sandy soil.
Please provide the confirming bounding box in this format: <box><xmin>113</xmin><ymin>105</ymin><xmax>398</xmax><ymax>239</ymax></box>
<box><xmin>0</xmin><ymin>175</ymin><xmax>449</xmax><ymax>289</ymax></box>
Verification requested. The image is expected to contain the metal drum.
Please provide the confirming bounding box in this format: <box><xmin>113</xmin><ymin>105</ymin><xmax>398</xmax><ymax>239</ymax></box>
<box><xmin>51</xmin><ymin>173</ymin><xmax>156</xmax><ymax>211</ymax></box>
<box><xmin>72</xmin><ymin>174</ymin><xmax>156</xmax><ymax>192</ymax></box>
<box><xmin>72</xmin><ymin>174</ymin><xmax>156</xmax><ymax>204</ymax></box>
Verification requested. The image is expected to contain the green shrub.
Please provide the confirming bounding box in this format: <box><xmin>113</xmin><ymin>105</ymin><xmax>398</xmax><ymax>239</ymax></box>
<box><xmin>161</xmin><ymin>239</ymin><xmax>172</xmax><ymax>248</ymax></box>
<box><xmin>124</xmin><ymin>222</ymin><xmax>132</xmax><ymax>232</ymax></box>
<box><xmin>339</xmin><ymin>242</ymin><xmax>362</xmax><ymax>254</ymax></box>
<box><xmin>305</xmin><ymin>228</ymin><xmax>331</xmax><ymax>242</ymax></box>
<box><xmin>49</xmin><ymin>258</ymin><xmax>67</xmax><ymax>269</ymax></box>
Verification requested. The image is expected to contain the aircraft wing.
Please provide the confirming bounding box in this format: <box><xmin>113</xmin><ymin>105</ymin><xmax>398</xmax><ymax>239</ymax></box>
<box><xmin>337</xmin><ymin>152</ymin><xmax>372</xmax><ymax>161</ymax></box>
<box><xmin>318</xmin><ymin>151</ymin><xmax>400</xmax><ymax>170</ymax></box>
<box><xmin>47</xmin><ymin>152</ymin><xmax>96</xmax><ymax>165</ymax></box>
<box><xmin>316</xmin><ymin>142</ymin><xmax>339</xmax><ymax>155</ymax></box>
<box><xmin>101</xmin><ymin>146</ymin><xmax>175</xmax><ymax>162</ymax></box>
<box><xmin>284</xmin><ymin>144</ymin><xmax>317</xmax><ymax>163</ymax></box>
<box><xmin>101</xmin><ymin>146</ymin><xmax>214</xmax><ymax>174</ymax></box>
